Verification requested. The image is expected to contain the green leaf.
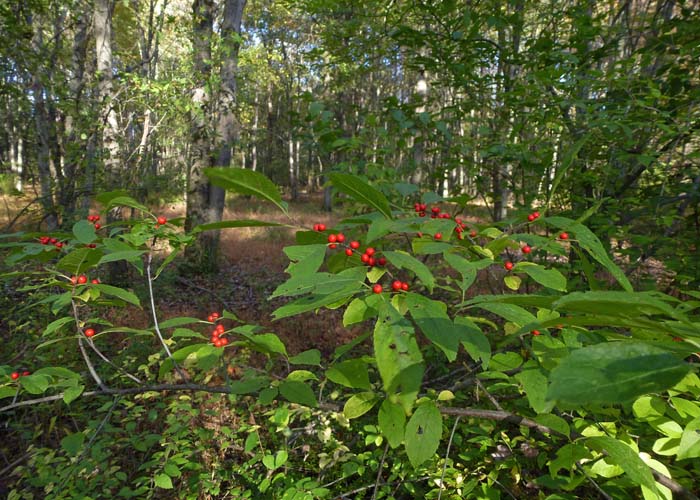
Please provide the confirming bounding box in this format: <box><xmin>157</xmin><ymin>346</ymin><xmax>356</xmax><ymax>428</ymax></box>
<box><xmin>228</xmin><ymin>377</ymin><xmax>270</xmax><ymax>395</ymax></box>
<box><xmin>192</xmin><ymin>220</ymin><xmax>286</xmax><ymax>233</ymax></box>
<box><xmin>404</xmin><ymin>401</ymin><xmax>442</xmax><ymax>468</ymax></box>
<box><xmin>63</xmin><ymin>384</ymin><xmax>85</xmax><ymax>404</ymax></box>
<box><xmin>0</xmin><ymin>387</ymin><xmax>17</xmax><ymax>399</ymax></box>
<box><xmin>92</xmin><ymin>284</ymin><xmax>141</xmax><ymax>307</ymax></box>
<box><xmin>329</xmin><ymin>173</ymin><xmax>393</xmax><ymax>220</ymax></box>
<box><xmin>205</xmin><ymin>167</ymin><xmax>288</xmax><ymax>213</ymax></box>
<box><xmin>56</xmin><ymin>247</ymin><xmax>101</xmax><ymax>275</ymax></box>
<box><xmin>105</xmin><ymin>195</ymin><xmax>149</xmax><ymax>212</ymax></box>
<box><xmin>238</xmin><ymin>332</ymin><xmax>287</xmax><ymax>357</ymax></box>
<box><xmin>515</xmin><ymin>262</ymin><xmax>567</xmax><ymax>292</ymax></box>
<box><xmin>44</xmin><ymin>316</ymin><xmax>74</xmax><ymax>336</ymax></box>
<box><xmin>383</xmin><ymin>251</ymin><xmax>435</xmax><ymax>292</ymax></box>
<box><xmin>195</xmin><ymin>344</ymin><xmax>223</xmax><ymax>370</ymax></box>
<box><xmin>343</xmin><ymin>391</ymin><xmax>379</xmax><ymax>419</ymax></box>
<box><xmin>587</xmin><ymin>436</ymin><xmax>656</xmax><ymax>490</ymax></box>
<box><xmin>73</xmin><ymin>220</ymin><xmax>96</xmax><ymax>244</ymax></box>
<box><xmin>504</xmin><ymin>275</ymin><xmax>521</xmax><ymax>290</ymax></box>
<box><xmin>19</xmin><ymin>374</ymin><xmax>50</xmax><ymax>394</ymax></box>
<box><xmin>279</xmin><ymin>380</ymin><xmax>318</xmax><ymax>407</ymax></box>
<box><xmin>443</xmin><ymin>254</ymin><xmax>491</xmax><ymax>291</ymax></box>
<box><xmin>379</xmin><ymin>399</ymin><xmax>406</xmax><ymax>448</ymax></box>
<box><xmin>60</xmin><ymin>432</ymin><xmax>85</xmax><ymax>456</ymax></box>
<box><xmin>677</xmin><ymin>417</ymin><xmax>700</xmax><ymax>460</ymax></box>
<box><xmin>515</xmin><ymin>367</ymin><xmax>553</xmax><ymax>414</ymax></box>
<box><xmin>475</xmin><ymin>302</ymin><xmax>536</xmax><ymax>327</ymax></box>
<box><xmin>552</xmin><ymin>291</ymin><xmax>679</xmax><ymax>319</ymax></box>
<box><xmin>405</xmin><ymin>293</ymin><xmax>459</xmax><ymax>361</ymax></box>
<box><xmin>326</xmin><ymin>359</ymin><xmax>371</xmax><ymax>390</ymax></box>
<box><xmin>546</xmin><ymin>216</ymin><xmax>632</xmax><ymax>291</ymax></box>
<box><xmin>547</xmin><ymin>342</ymin><xmax>690</xmax><ymax>406</ymax></box>
<box><xmin>343</xmin><ymin>296</ymin><xmax>381</xmax><ymax>326</ymax></box>
<box><xmin>289</xmin><ymin>349</ymin><xmax>321</xmax><ymax>366</ymax></box>
<box><xmin>158</xmin><ymin>317</ymin><xmax>203</xmax><ymax>329</ymax></box>
<box><xmin>549</xmin><ymin>443</ymin><xmax>591</xmax><ymax>476</ymax></box>
<box><xmin>154</xmin><ymin>473</ymin><xmax>174</xmax><ymax>489</ymax></box>
<box><xmin>98</xmin><ymin>250</ymin><xmax>146</xmax><ymax>266</ymax></box>
<box><xmin>373</xmin><ymin>303</ymin><xmax>424</xmax><ymax>412</ymax></box>
<box><xmin>454</xmin><ymin>316</ymin><xmax>491</xmax><ymax>368</ymax></box>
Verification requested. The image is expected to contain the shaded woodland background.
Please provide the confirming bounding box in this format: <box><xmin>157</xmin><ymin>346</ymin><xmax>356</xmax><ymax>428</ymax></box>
<box><xmin>1</xmin><ymin>0</ymin><xmax>698</xmax><ymax>283</ymax></box>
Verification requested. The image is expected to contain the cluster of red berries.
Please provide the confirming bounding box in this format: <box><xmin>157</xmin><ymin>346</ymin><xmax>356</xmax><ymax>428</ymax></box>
<box><xmin>70</xmin><ymin>275</ymin><xmax>100</xmax><ymax>285</ymax></box>
<box><xmin>358</xmin><ymin>246</ymin><xmax>386</xmax><ymax>267</ymax></box>
<box><xmin>38</xmin><ymin>236</ymin><xmax>65</xmax><ymax>249</ymax></box>
<box><xmin>10</xmin><ymin>370</ymin><xmax>31</xmax><ymax>380</ymax></box>
<box><xmin>527</xmin><ymin>211</ymin><xmax>541</xmax><ymax>222</ymax></box>
<box><xmin>87</xmin><ymin>214</ymin><xmax>101</xmax><ymax>230</ymax></box>
<box><xmin>327</xmin><ymin>232</ymin><xmax>346</xmax><ymax>249</ymax></box>
<box><xmin>372</xmin><ymin>280</ymin><xmax>410</xmax><ymax>294</ymax></box>
<box><xmin>413</xmin><ymin>203</ymin><xmax>427</xmax><ymax>216</ymax></box>
<box><xmin>207</xmin><ymin>312</ymin><xmax>229</xmax><ymax>348</ymax></box>
<box><xmin>155</xmin><ymin>216</ymin><xmax>167</xmax><ymax>229</ymax></box>
<box><xmin>313</xmin><ymin>223</ymin><xmax>327</xmax><ymax>232</ymax></box>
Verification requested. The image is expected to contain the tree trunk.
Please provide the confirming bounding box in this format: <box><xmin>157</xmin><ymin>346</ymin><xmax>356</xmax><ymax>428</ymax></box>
<box><xmin>31</xmin><ymin>15</ymin><xmax>59</xmax><ymax>230</ymax></box>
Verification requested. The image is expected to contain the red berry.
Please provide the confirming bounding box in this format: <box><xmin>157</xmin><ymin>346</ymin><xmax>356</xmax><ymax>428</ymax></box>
<box><xmin>419</xmin><ymin>211</ymin><xmax>426</xmax><ymax>217</ymax></box>
<box><xmin>532</xmin><ymin>330</ymin><xmax>541</xmax><ymax>336</ymax></box>
<box><xmin>50</xmin><ymin>238</ymin><xmax>57</xmax><ymax>244</ymax></box>
<box><xmin>329</xmin><ymin>243</ymin><xmax>337</xmax><ymax>249</ymax></box>
<box><xmin>84</xmin><ymin>328</ymin><xmax>95</xmax><ymax>338</ymax></box>
<box><xmin>327</xmin><ymin>234</ymin><xmax>337</xmax><ymax>243</ymax></box>
<box><xmin>220</xmin><ymin>337</ymin><xmax>229</xmax><ymax>346</ymax></box>
<box><xmin>431</xmin><ymin>206</ymin><xmax>440</xmax><ymax>213</ymax></box>
<box><xmin>504</xmin><ymin>262</ymin><xmax>514</xmax><ymax>271</ymax></box>
<box><xmin>94</xmin><ymin>223</ymin><xmax>101</xmax><ymax>230</ymax></box>
<box><xmin>417</xmin><ymin>232</ymin><xmax>423</xmax><ymax>238</ymax></box>
<box><xmin>360</xmin><ymin>254</ymin><xmax>370</xmax><ymax>263</ymax></box>
<box><xmin>214</xmin><ymin>339</ymin><xmax>223</xmax><ymax>347</ymax></box>
<box><xmin>365</xmin><ymin>247</ymin><xmax>375</xmax><ymax>256</ymax></box>
<box><xmin>77</xmin><ymin>275</ymin><xmax>87</xmax><ymax>284</ymax></box>
<box><xmin>559</xmin><ymin>232</ymin><xmax>569</xmax><ymax>240</ymax></box>
<box><xmin>157</xmin><ymin>216</ymin><xmax>167</xmax><ymax>225</ymax></box>
<box><xmin>350</xmin><ymin>241</ymin><xmax>360</xmax><ymax>249</ymax></box>
<box><xmin>207</xmin><ymin>315</ymin><xmax>215</xmax><ymax>322</ymax></box>
<box><xmin>22</xmin><ymin>371</ymin><xmax>30</xmax><ymax>376</ymax></box>
<box><xmin>533</xmin><ymin>211</ymin><xmax>540</xmax><ymax>218</ymax></box>
<box><xmin>522</xmin><ymin>245</ymin><xmax>532</xmax><ymax>254</ymax></box>
<box><xmin>469</xmin><ymin>230</ymin><xmax>477</xmax><ymax>237</ymax></box>
<box><xmin>434</xmin><ymin>233</ymin><xmax>442</xmax><ymax>240</ymax></box>
<box><xmin>420</xmin><ymin>204</ymin><xmax>427</xmax><ymax>211</ymax></box>
<box><xmin>211</xmin><ymin>312</ymin><xmax>219</xmax><ymax>319</ymax></box>
<box><xmin>372</xmin><ymin>284</ymin><xmax>383</xmax><ymax>294</ymax></box>
<box><xmin>313</xmin><ymin>224</ymin><xmax>319</xmax><ymax>231</ymax></box>
<box><xmin>527</xmin><ymin>214</ymin><xmax>536</xmax><ymax>222</ymax></box>
<box><xmin>91</xmin><ymin>278</ymin><xmax>100</xmax><ymax>284</ymax></box>
<box><xmin>216</xmin><ymin>324</ymin><xmax>225</xmax><ymax>333</ymax></box>
<box><xmin>401</xmin><ymin>282</ymin><xmax>409</xmax><ymax>291</ymax></box>
<box><xmin>336</xmin><ymin>233</ymin><xmax>345</xmax><ymax>243</ymax></box>
<box><xmin>11</xmin><ymin>372</ymin><xmax>19</xmax><ymax>380</ymax></box>
<box><xmin>70</xmin><ymin>276</ymin><xmax>78</xmax><ymax>285</ymax></box>
<box><xmin>345</xmin><ymin>248</ymin><xmax>353</xmax><ymax>256</ymax></box>
<box><xmin>392</xmin><ymin>280</ymin><xmax>402</xmax><ymax>291</ymax></box>
<box><xmin>318</xmin><ymin>223</ymin><xmax>326</xmax><ymax>231</ymax></box>
<box><xmin>40</xmin><ymin>237</ymin><xmax>49</xmax><ymax>245</ymax></box>
<box><xmin>55</xmin><ymin>242</ymin><xmax>63</xmax><ymax>249</ymax></box>
<box><xmin>88</xmin><ymin>243</ymin><xmax>97</xmax><ymax>248</ymax></box>
<box><xmin>377</xmin><ymin>257</ymin><xmax>386</xmax><ymax>266</ymax></box>
<box><xmin>368</xmin><ymin>257</ymin><xmax>376</xmax><ymax>266</ymax></box>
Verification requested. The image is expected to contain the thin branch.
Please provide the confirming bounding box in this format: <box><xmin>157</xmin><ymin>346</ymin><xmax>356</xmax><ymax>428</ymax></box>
<box><xmin>77</xmin><ymin>337</ymin><xmax>108</xmax><ymax>391</ymax></box>
<box><xmin>146</xmin><ymin>253</ymin><xmax>188</xmax><ymax>382</ymax></box>
<box><xmin>437</xmin><ymin>416</ymin><xmax>460</xmax><ymax>500</ymax></box>
<box><xmin>371</xmin><ymin>441</ymin><xmax>389</xmax><ymax>500</ymax></box>
<box><xmin>576</xmin><ymin>462</ymin><xmax>613</xmax><ymax>500</ymax></box>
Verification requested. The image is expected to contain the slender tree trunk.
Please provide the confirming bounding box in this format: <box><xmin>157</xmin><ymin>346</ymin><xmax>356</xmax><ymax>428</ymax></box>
<box><xmin>185</xmin><ymin>0</ymin><xmax>246</xmax><ymax>272</ymax></box>
<box><xmin>94</xmin><ymin>0</ymin><xmax>121</xmax><ymax>189</ymax></box>
<box><xmin>31</xmin><ymin>16</ymin><xmax>59</xmax><ymax>229</ymax></box>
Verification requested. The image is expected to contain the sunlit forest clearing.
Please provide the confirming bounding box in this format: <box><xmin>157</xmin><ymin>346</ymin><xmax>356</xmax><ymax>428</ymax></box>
<box><xmin>1</xmin><ymin>1</ymin><xmax>699</xmax><ymax>499</ymax></box>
